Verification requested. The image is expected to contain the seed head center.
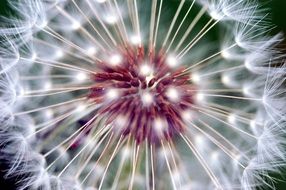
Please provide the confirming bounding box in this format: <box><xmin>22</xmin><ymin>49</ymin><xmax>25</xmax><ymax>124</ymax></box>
<box><xmin>88</xmin><ymin>46</ymin><xmax>195</xmax><ymax>144</ymax></box>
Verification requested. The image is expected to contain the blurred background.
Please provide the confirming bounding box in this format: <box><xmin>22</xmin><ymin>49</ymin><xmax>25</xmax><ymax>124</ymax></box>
<box><xmin>268</xmin><ymin>0</ymin><xmax>286</xmax><ymax>34</ymax></box>
<box><xmin>0</xmin><ymin>0</ymin><xmax>286</xmax><ymax>189</ymax></box>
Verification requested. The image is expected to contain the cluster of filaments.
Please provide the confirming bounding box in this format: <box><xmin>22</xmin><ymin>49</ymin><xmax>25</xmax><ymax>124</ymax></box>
<box><xmin>1</xmin><ymin>0</ymin><xmax>284</xmax><ymax>189</ymax></box>
<box><xmin>88</xmin><ymin>47</ymin><xmax>194</xmax><ymax>144</ymax></box>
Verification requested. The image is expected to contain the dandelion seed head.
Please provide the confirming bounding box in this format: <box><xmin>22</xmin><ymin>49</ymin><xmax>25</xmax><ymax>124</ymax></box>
<box><xmin>0</xmin><ymin>0</ymin><xmax>285</xmax><ymax>189</ymax></box>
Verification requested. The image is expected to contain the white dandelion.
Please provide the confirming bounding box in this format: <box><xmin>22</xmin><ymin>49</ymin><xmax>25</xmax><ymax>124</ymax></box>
<box><xmin>0</xmin><ymin>0</ymin><xmax>285</xmax><ymax>190</ymax></box>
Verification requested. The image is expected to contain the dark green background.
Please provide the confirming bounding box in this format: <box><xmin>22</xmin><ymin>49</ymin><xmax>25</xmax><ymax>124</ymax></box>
<box><xmin>0</xmin><ymin>0</ymin><xmax>286</xmax><ymax>189</ymax></box>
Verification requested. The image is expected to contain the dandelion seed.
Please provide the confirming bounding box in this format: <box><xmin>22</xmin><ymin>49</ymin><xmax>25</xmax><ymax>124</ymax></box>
<box><xmin>0</xmin><ymin>0</ymin><xmax>285</xmax><ymax>190</ymax></box>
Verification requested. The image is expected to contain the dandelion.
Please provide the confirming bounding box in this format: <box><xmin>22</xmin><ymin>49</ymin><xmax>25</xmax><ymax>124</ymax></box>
<box><xmin>0</xmin><ymin>0</ymin><xmax>285</xmax><ymax>189</ymax></box>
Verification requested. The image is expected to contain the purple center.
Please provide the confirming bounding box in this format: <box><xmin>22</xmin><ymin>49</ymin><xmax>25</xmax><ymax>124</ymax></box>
<box><xmin>88</xmin><ymin>46</ymin><xmax>195</xmax><ymax>144</ymax></box>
